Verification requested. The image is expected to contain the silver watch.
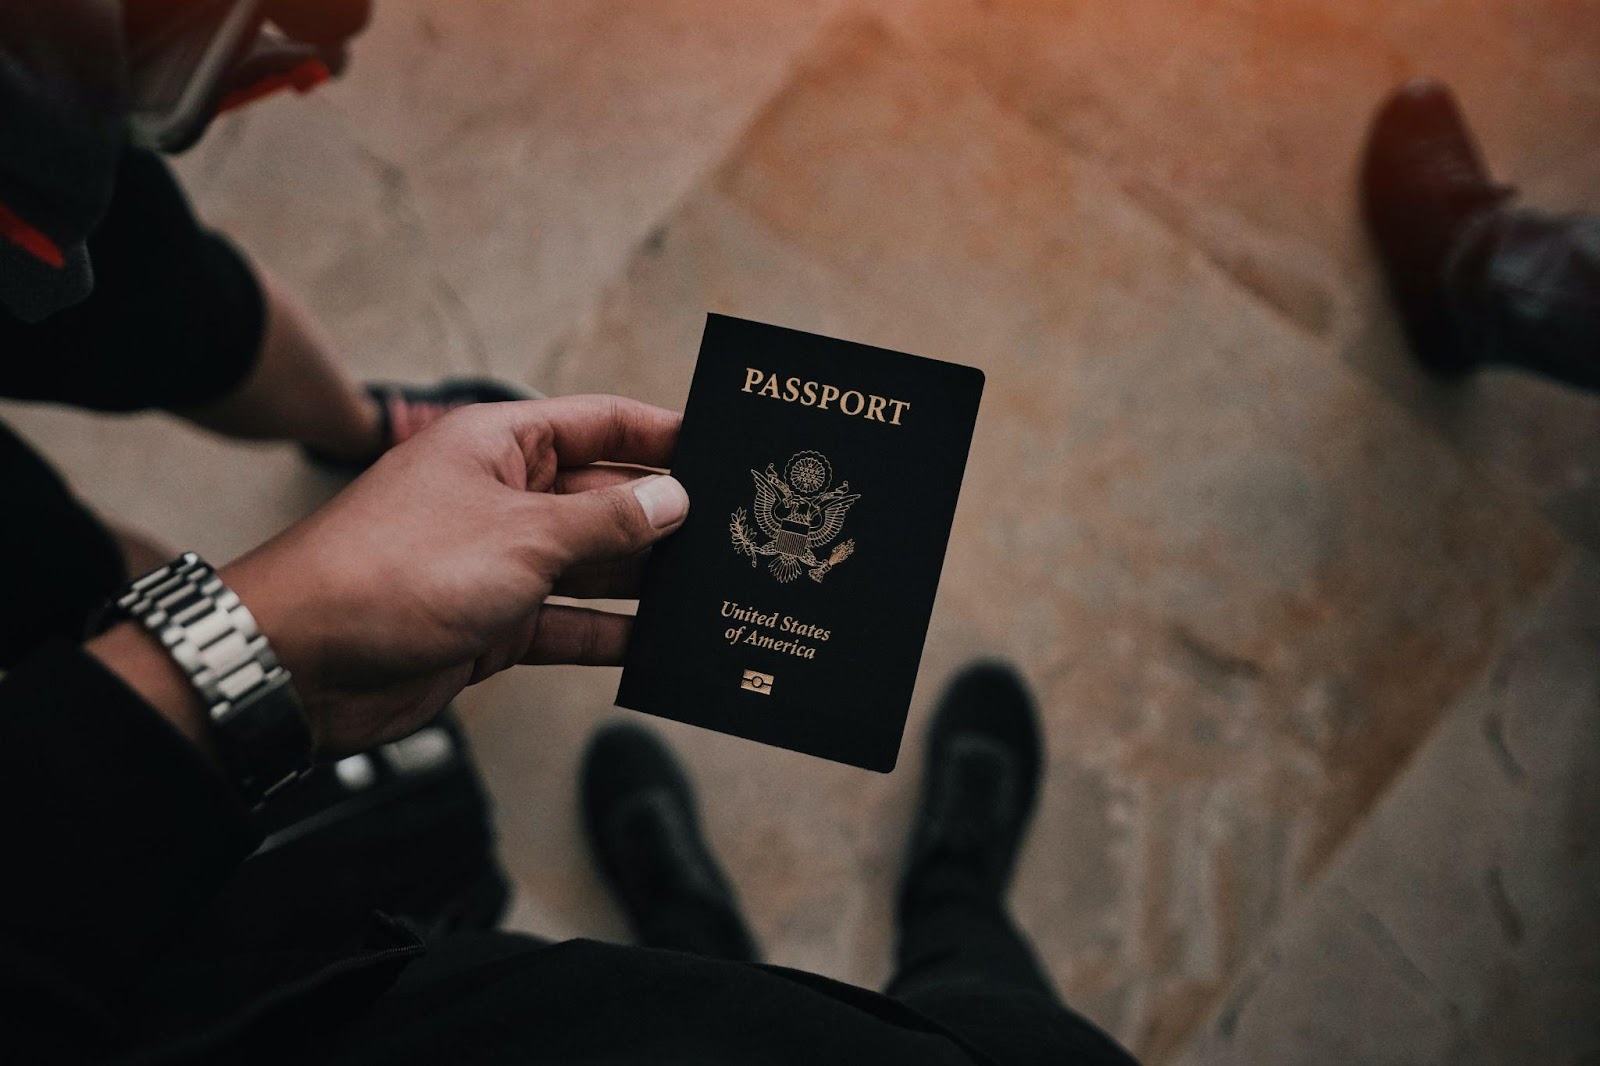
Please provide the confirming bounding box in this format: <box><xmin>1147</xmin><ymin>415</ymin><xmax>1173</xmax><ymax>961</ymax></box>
<box><xmin>102</xmin><ymin>552</ymin><xmax>313</xmax><ymax>806</ymax></box>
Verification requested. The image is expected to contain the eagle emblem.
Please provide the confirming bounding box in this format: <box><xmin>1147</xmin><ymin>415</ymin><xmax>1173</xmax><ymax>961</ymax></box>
<box><xmin>730</xmin><ymin>450</ymin><xmax>860</xmax><ymax>583</ymax></box>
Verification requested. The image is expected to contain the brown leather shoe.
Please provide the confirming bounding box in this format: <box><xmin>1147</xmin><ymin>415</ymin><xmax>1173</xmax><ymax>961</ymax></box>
<box><xmin>1361</xmin><ymin>79</ymin><xmax>1515</xmax><ymax>374</ymax></box>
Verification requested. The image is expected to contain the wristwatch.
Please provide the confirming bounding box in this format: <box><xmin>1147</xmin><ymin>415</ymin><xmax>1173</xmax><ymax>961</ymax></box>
<box><xmin>97</xmin><ymin>552</ymin><xmax>313</xmax><ymax>807</ymax></box>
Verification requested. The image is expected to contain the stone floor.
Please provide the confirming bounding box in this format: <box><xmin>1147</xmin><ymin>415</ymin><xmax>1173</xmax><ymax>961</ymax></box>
<box><xmin>4</xmin><ymin>2</ymin><xmax>1598</xmax><ymax>1062</ymax></box>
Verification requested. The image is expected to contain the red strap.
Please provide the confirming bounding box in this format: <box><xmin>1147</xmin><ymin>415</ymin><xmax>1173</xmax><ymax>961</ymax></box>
<box><xmin>0</xmin><ymin>199</ymin><xmax>65</xmax><ymax>269</ymax></box>
<box><xmin>216</xmin><ymin>56</ymin><xmax>331</xmax><ymax>115</ymax></box>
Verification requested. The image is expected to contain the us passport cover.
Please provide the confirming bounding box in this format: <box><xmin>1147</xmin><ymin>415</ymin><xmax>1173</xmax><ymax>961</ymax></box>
<box><xmin>616</xmin><ymin>314</ymin><xmax>984</xmax><ymax>771</ymax></box>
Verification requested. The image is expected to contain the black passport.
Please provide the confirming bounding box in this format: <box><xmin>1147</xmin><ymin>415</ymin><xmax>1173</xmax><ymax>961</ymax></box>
<box><xmin>616</xmin><ymin>315</ymin><xmax>984</xmax><ymax>771</ymax></box>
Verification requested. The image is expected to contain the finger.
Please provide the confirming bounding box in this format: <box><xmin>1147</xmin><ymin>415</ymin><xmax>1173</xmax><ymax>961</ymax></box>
<box><xmin>537</xmin><ymin>395</ymin><xmax>680</xmax><ymax>468</ymax></box>
<box><xmin>554</xmin><ymin>463</ymin><xmax>662</xmax><ymax>495</ymax></box>
<box><xmin>536</xmin><ymin>474</ymin><xmax>689</xmax><ymax>565</ymax></box>
<box><xmin>522</xmin><ymin>604</ymin><xmax>633</xmax><ymax>665</ymax></box>
<box><xmin>552</xmin><ymin>552</ymin><xmax>649</xmax><ymax>599</ymax></box>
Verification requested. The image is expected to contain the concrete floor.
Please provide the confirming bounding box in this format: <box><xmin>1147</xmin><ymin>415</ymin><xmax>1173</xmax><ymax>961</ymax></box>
<box><xmin>4</xmin><ymin>2</ymin><xmax>1598</xmax><ymax>1061</ymax></box>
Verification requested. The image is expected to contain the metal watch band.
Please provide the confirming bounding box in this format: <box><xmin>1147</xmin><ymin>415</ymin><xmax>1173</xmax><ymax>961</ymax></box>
<box><xmin>110</xmin><ymin>552</ymin><xmax>313</xmax><ymax>806</ymax></box>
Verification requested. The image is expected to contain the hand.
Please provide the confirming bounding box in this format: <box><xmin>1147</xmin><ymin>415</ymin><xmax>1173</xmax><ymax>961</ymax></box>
<box><xmin>219</xmin><ymin>395</ymin><xmax>688</xmax><ymax>756</ymax></box>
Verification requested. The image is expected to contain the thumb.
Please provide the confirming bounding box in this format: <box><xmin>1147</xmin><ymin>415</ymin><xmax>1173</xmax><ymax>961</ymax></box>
<box><xmin>540</xmin><ymin>475</ymin><xmax>690</xmax><ymax>564</ymax></box>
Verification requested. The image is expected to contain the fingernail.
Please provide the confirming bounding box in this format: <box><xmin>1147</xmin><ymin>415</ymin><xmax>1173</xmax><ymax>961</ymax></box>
<box><xmin>634</xmin><ymin>475</ymin><xmax>689</xmax><ymax>529</ymax></box>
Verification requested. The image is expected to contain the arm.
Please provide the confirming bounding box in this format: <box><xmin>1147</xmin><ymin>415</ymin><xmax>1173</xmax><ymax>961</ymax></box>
<box><xmin>0</xmin><ymin>396</ymin><xmax>688</xmax><ymax>1061</ymax></box>
<box><xmin>87</xmin><ymin>622</ymin><xmax>218</xmax><ymax>759</ymax></box>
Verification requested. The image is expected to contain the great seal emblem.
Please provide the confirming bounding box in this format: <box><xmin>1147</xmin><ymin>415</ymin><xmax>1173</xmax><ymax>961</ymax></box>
<box><xmin>730</xmin><ymin>450</ymin><xmax>860</xmax><ymax>583</ymax></box>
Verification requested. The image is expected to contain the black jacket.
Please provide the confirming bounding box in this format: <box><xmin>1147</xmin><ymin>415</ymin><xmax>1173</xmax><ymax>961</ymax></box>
<box><xmin>0</xmin><ymin>643</ymin><xmax>994</xmax><ymax>1065</ymax></box>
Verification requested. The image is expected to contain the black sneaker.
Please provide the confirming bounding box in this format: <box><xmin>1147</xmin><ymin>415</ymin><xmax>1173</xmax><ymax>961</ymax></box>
<box><xmin>899</xmin><ymin>662</ymin><xmax>1043</xmax><ymax>914</ymax></box>
<box><xmin>1361</xmin><ymin>79</ymin><xmax>1516</xmax><ymax>375</ymax></box>
<box><xmin>304</xmin><ymin>377</ymin><xmax>532</xmax><ymax>474</ymax></box>
<box><xmin>581</xmin><ymin>723</ymin><xmax>760</xmax><ymax>962</ymax></box>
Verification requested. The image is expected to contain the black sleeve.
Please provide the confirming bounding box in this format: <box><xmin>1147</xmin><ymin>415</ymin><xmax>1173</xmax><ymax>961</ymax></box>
<box><xmin>0</xmin><ymin>421</ymin><xmax>127</xmax><ymax>670</ymax></box>
<box><xmin>0</xmin><ymin>641</ymin><xmax>261</xmax><ymax>1062</ymax></box>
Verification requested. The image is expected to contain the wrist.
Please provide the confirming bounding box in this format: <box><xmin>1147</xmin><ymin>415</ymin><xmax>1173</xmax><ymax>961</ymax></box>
<box><xmin>87</xmin><ymin>622</ymin><xmax>221</xmax><ymax>765</ymax></box>
<box><xmin>95</xmin><ymin>552</ymin><xmax>318</xmax><ymax>804</ymax></box>
<box><xmin>218</xmin><ymin>545</ymin><xmax>332</xmax><ymax>751</ymax></box>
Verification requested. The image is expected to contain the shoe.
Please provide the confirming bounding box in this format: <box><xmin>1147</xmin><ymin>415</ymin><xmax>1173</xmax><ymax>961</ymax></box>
<box><xmin>581</xmin><ymin>723</ymin><xmax>760</xmax><ymax>962</ymax></box>
<box><xmin>304</xmin><ymin>377</ymin><xmax>533</xmax><ymax>473</ymax></box>
<box><xmin>898</xmin><ymin>662</ymin><xmax>1043</xmax><ymax>914</ymax></box>
<box><xmin>1361</xmin><ymin>78</ymin><xmax>1516</xmax><ymax>375</ymax></box>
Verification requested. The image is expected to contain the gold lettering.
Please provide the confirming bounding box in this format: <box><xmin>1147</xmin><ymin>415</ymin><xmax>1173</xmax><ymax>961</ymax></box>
<box><xmin>737</xmin><ymin>367</ymin><xmax>910</xmax><ymax>427</ymax></box>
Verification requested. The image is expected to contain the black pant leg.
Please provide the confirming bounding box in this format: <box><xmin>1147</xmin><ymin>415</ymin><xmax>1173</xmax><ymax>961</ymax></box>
<box><xmin>0</xmin><ymin>419</ymin><xmax>125</xmax><ymax>667</ymax></box>
<box><xmin>890</xmin><ymin>896</ymin><xmax>1056</xmax><ymax>999</ymax></box>
<box><xmin>887</xmin><ymin>897</ymin><xmax>1139</xmax><ymax>1066</ymax></box>
<box><xmin>1446</xmin><ymin>209</ymin><xmax>1600</xmax><ymax>390</ymax></box>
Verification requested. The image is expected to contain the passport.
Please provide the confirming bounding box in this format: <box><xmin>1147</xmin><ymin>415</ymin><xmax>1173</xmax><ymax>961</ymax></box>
<box><xmin>616</xmin><ymin>314</ymin><xmax>984</xmax><ymax>771</ymax></box>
